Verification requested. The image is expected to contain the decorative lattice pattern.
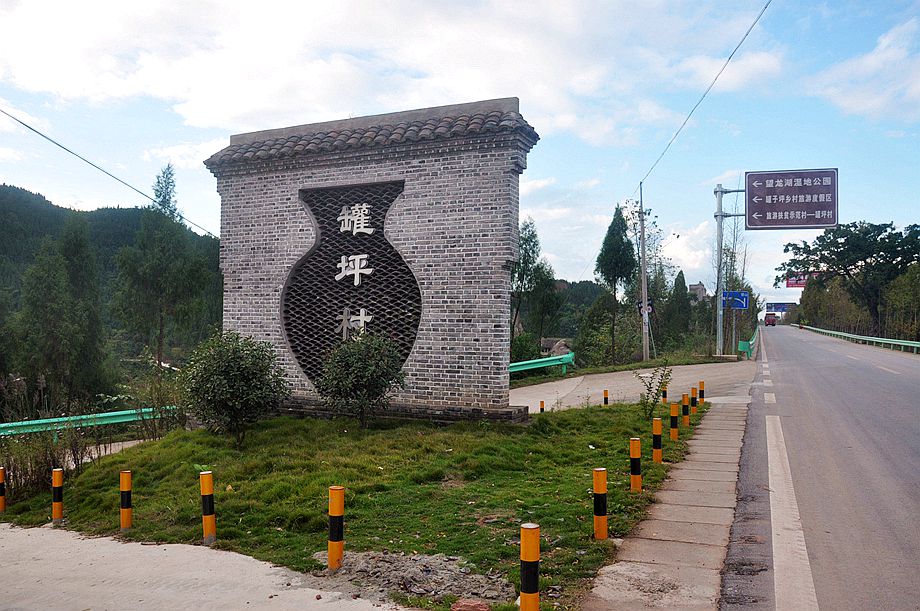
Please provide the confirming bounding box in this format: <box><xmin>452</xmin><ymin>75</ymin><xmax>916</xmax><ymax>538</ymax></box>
<box><xmin>281</xmin><ymin>181</ymin><xmax>422</xmax><ymax>382</ymax></box>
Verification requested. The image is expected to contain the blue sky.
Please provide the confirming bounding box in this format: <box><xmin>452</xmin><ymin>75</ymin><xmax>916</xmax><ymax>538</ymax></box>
<box><xmin>1</xmin><ymin>1</ymin><xmax>918</xmax><ymax>308</ymax></box>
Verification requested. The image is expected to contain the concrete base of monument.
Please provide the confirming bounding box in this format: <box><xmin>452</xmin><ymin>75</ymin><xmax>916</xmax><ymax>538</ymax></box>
<box><xmin>277</xmin><ymin>397</ymin><xmax>529</xmax><ymax>423</ymax></box>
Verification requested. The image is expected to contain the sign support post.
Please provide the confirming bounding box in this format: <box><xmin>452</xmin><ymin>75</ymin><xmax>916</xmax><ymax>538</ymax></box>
<box><xmin>713</xmin><ymin>184</ymin><xmax>745</xmax><ymax>356</ymax></box>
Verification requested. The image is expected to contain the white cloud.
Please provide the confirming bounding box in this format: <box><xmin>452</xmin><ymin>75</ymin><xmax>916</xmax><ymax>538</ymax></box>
<box><xmin>675</xmin><ymin>51</ymin><xmax>783</xmax><ymax>92</ymax></box>
<box><xmin>0</xmin><ymin>98</ymin><xmax>50</xmax><ymax>133</ymax></box>
<box><xmin>520</xmin><ymin>177</ymin><xmax>557</xmax><ymax>197</ymax></box>
<box><xmin>0</xmin><ymin>147</ymin><xmax>24</xmax><ymax>163</ymax></box>
<box><xmin>520</xmin><ymin>206</ymin><xmax>572</xmax><ymax>223</ymax></box>
<box><xmin>704</xmin><ymin>169</ymin><xmax>743</xmax><ymax>187</ymax></box>
<box><xmin>813</xmin><ymin>18</ymin><xmax>920</xmax><ymax>121</ymax></box>
<box><xmin>662</xmin><ymin>221</ymin><xmax>712</xmax><ymax>278</ymax></box>
<box><xmin>0</xmin><ymin>1</ymin><xmax>787</xmax><ymax>142</ymax></box>
<box><xmin>143</xmin><ymin>138</ymin><xmax>228</xmax><ymax>170</ymax></box>
<box><xmin>575</xmin><ymin>178</ymin><xmax>601</xmax><ymax>189</ymax></box>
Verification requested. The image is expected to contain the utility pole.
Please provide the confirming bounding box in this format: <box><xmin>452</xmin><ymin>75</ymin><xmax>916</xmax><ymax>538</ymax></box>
<box><xmin>639</xmin><ymin>183</ymin><xmax>649</xmax><ymax>361</ymax></box>
<box><xmin>713</xmin><ymin>184</ymin><xmax>745</xmax><ymax>356</ymax></box>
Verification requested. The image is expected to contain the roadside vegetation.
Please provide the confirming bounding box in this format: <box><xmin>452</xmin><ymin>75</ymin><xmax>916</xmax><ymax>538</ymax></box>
<box><xmin>2</xmin><ymin>402</ymin><xmax>707</xmax><ymax>609</ymax></box>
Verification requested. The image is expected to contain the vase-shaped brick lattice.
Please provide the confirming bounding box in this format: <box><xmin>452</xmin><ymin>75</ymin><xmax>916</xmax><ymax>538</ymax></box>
<box><xmin>282</xmin><ymin>181</ymin><xmax>422</xmax><ymax>381</ymax></box>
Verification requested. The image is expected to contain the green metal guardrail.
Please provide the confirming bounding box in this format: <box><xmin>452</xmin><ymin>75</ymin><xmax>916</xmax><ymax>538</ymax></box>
<box><xmin>801</xmin><ymin>325</ymin><xmax>920</xmax><ymax>354</ymax></box>
<box><xmin>0</xmin><ymin>407</ymin><xmax>177</xmax><ymax>437</ymax></box>
<box><xmin>510</xmin><ymin>352</ymin><xmax>575</xmax><ymax>375</ymax></box>
<box><xmin>738</xmin><ymin>326</ymin><xmax>759</xmax><ymax>359</ymax></box>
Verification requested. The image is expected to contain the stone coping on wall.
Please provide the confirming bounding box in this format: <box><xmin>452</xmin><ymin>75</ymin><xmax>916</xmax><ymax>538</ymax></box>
<box><xmin>204</xmin><ymin>97</ymin><xmax>538</xmax><ymax>169</ymax></box>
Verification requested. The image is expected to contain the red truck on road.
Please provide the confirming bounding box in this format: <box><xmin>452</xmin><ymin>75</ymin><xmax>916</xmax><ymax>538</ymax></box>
<box><xmin>764</xmin><ymin>313</ymin><xmax>778</xmax><ymax>326</ymax></box>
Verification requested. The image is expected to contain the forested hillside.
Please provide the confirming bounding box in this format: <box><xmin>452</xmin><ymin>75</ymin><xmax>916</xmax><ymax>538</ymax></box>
<box><xmin>0</xmin><ymin>183</ymin><xmax>221</xmax><ymax>365</ymax></box>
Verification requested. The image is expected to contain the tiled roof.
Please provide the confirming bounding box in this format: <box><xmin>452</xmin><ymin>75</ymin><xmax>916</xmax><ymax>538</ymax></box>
<box><xmin>204</xmin><ymin>110</ymin><xmax>538</xmax><ymax>168</ymax></box>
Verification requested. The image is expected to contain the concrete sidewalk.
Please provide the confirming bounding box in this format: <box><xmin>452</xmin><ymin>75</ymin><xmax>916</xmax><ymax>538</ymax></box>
<box><xmin>581</xmin><ymin>396</ymin><xmax>750</xmax><ymax>610</ymax></box>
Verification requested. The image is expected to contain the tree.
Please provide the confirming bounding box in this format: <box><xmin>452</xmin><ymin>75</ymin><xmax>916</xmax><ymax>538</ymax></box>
<box><xmin>152</xmin><ymin>164</ymin><xmax>179</xmax><ymax>221</ymax></box>
<box><xmin>776</xmin><ymin>222</ymin><xmax>920</xmax><ymax>334</ymax></box>
<box><xmin>181</xmin><ymin>330</ymin><xmax>290</xmax><ymax>448</ymax></box>
<box><xmin>595</xmin><ymin>206</ymin><xmax>637</xmax><ymax>363</ymax></box>
<box><xmin>528</xmin><ymin>260</ymin><xmax>564</xmax><ymax>340</ymax></box>
<box><xmin>314</xmin><ymin>334</ymin><xmax>406</xmax><ymax>428</ymax></box>
<box><xmin>13</xmin><ymin>239</ymin><xmax>79</xmax><ymax>409</ymax></box>
<box><xmin>115</xmin><ymin>167</ymin><xmax>206</xmax><ymax>365</ymax></box>
<box><xmin>663</xmin><ymin>270</ymin><xmax>691</xmax><ymax>346</ymax></box>
<box><xmin>58</xmin><ymin>217</ymin><xmax>111</xmax><ymax>400</ymax></box>
<box><xmin>511</xmin><ymin>218</ymin><xmax>541</xmax><ymax>336</ymax></box>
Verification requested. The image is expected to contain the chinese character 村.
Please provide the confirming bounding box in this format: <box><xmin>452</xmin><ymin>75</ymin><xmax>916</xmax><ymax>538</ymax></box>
<box><xmin>336</xmin><ymin>306</ymin><xmax>373</xmax><ymax>339</ymax></box>
<box><xmin>337</xmin><ymin>203</ymin><xmax>375</xmax><ymax>235</ymax></box>
<box><xmin>335</xmin><ymin>254</ymin><xmax>374</xmax><ymax>286</ymax></box>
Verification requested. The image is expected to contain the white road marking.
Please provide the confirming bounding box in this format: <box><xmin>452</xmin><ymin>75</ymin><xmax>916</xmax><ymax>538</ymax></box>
<box><xmin>846</xmin><ymin>355</ymin><xmax>859</xmax><ymax>361</ymax></box>
<box><xmin>766</xmin><ymin>415</ymin><xmax>819</xmax><ymax>611</ymax></box>
<box><xmin>765</xmin><ymin>393</ymin><xmax>776</xmax><ymax>403</ymax></box>
<box><xmin>764</xmin><ymin>379</ymin><xmax>773</xmax><ymax>386</ymax></box>
<box><xmin>876</xmin><ymin>366</ymin><xmax>901</xmax><ymax>375</ymax></box>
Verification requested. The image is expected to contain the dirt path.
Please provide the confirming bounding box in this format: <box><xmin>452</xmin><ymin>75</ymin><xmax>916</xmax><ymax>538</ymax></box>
<box><xmin>0</xmin><ymin>524</ymin><xmax>401</xmax><ymax>610</ymax></box>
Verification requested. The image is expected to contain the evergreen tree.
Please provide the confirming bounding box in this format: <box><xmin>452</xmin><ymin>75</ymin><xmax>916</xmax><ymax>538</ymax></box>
<box><xmin>115</xmin><ymin>170</ymin><xmax>206</xmax><ymax>365</ymax></box>
<box><xmin>595</xmin><ymin>206</ymin><xmax>637</xmax><ymax>363</ymax></box>
<box><xmin>663</xmin><ymin>271</ymin><xmax>691</xmax><ymax>346</ymax></box>
<box><xmin>59</xmin><ymin>217</ymin><xmax>111</xmax><ymax>400</ymax></box>
<box><xmin>152</xmin><ymin>164</ymin><xmax>179</xmax><ymax>221</ymax></box>
<box><xmin>14</xmin><ymin>239</ymin><xmax>79</xmax><ymax>407</ymax></box>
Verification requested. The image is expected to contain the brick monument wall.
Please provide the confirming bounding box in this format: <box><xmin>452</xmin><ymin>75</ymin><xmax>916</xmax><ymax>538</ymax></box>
<box><xmin>205</xmin><ymin>98</ymin><xmax>538</xmax><ymax>421</ymax></box>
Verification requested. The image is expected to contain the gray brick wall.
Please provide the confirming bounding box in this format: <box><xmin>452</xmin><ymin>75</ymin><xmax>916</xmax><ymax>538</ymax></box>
<box><xmin>207</xmin><ymin>100</ymin><xmax>537</xmax><ymax>418</ymax></box>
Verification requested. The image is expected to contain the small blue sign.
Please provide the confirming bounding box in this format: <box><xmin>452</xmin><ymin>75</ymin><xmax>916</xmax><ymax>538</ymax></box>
<box><xmin>722</xmin><ymin>290</ymin><xmax>750</xmax><ymax>310</ymax></box>
<box><xmin>766</xmin><ymin>302</ymin><xmax>797</xmax><ymax>312</ymax></box>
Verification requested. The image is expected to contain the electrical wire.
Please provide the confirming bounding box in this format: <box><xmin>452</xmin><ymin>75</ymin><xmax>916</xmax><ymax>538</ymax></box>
<box><xmin>634</xmin><ymin>0</ymin><xmax>773</xmax><ymax>191</ymax></box>
<box><xmin>0</xmin><ymin>106</ymin><xmax>217</xmax><ymax>238</ymax></box>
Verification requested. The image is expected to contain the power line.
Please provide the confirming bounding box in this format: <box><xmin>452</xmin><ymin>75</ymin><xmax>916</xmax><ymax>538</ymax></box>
<box><xmin>0</xmin><ymin>106</ymin><xmax>217</xmax><ymax>238</ymax></box>
<box><xmin>635</xmin><ymin>0</ymin><xmax>773</xmax><ymax>191</ymax></box>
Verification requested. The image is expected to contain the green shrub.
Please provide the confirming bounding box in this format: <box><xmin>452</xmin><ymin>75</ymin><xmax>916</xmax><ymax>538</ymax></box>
<box><xmin>180</xmin><ymin>331</ymin><xmax>290</xmax><ymax>448</ymax></box>
<box><xmin>314</xmin><ymin>334</ymin><xmax>405</xmax><ymax>428</ymax></box>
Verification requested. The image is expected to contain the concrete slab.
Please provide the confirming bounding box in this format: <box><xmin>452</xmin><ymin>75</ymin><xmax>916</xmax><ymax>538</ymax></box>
<box><xmin>647</xmin><ymin>503</ymin><xmax>736</xmax><ymax>526</ymax></box>
<box><xmin>662</xmin><ymin>479</ymin><xmax>737</xmax><ymax>494</ymax></box>
<box><xmin>687</xmin><ymin>443</ymin><xmax>742</xmax><ymax>453</ymax></box>
<box><xmin>686</xmin><ymin>452</ymin><xmax>740</xmax><ymax>463</ymax></box>
<box><xmin>581</xmin><ymin>561</ymin><xmax>720</xmax><ymax>610</ymax></box>
<box><xmin>692</xmin><ymin>432</ymin><xmax>744</xmax><ymax>440</ymax></box>
<box><xmin>679</xmin><ymin>460</ymin><xmax>739</xmax><ymax>472</ymax></box>
<box><xmin>668</xmin><ymin>468</ymin><xmax>739</xmax><ymax>482</ymax></box>
<box><xmin>617</xmin><ymin>537</ymin><xmax>726</xmax><ymax>570</ymax></box>
<box><xmin>635</xmin><ymin>519</ymin><xmax>731</xmax><ymax>546</ymax></box>
<box><xmin>655</xmin><ymin>490</ymin><xmax>737</xmax><ymax>508</ymax></box>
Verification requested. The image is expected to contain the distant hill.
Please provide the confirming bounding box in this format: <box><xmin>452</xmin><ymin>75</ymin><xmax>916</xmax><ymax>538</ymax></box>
<box><xmin>0</xmin><ymin>184</ymin><xmax>221</xmax><ymax>355</ymax></box>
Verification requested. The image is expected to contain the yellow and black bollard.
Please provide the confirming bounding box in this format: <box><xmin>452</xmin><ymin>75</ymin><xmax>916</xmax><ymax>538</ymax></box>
<box><xmin>699</xmin><ymin>380</ymin><xmax>705</xmax><ymax>403</ymax></box>
<box><xmin>652</xmin><ymin>418</ymin><xmax>663</xmax><ymax>463</ymax></box>
<box><xmin>691</xmin><ymin>387</ymin><xmax>698</xmax><ymax>415</ymax></box>
<box><xmin>520</xmin><ymin>522</ymin><xmax>540</xmax><ymax>611</ymax></box>
<box><xmin>670</xmin><ymin>403</ymin><xmax>679</xmax><ymax>441</ymax></box>
<box><xmin>593</xmin><ymin>468</ymin><xmax>607</xmax><ymax>540</ymax></box>
<box><xmin>200</xmin><ymin>471</ymin><xmax>216</xmax><ymax>545</ymax></box>
<box><xmin>661</xmin><ymin>385</ymin><xmax>668</xmax><ymax>405</ymax></box>
<box><xmin>51</xmin><ymin>468</ymin><xmax>64</xmax><ymax>525</ymax></box>
<box><xmin>328</xmin><ymin>485</ymin><xmax>345</xmax><ymax>570</ymax></box>
<box><xmin>603</xmin><ymin>389</ymin><xmax>609</xmax><ymax>406</ymax></box>
<box><xmin>0</xmin><ymin>466</ymin><xmax>6</xmax><ymax>513</ymax></box>
<box><xmin>629</xmin><ymin>438</ymin><xmax>642</xmax><ymax>492</ymax></box>
<box><xmin>120</xmin><ymin>470</ymin><xmax>133</xmax><ymax>532</ymax></box>
<box><xmin>682</xmin><ymin>393</ymin><xmax>690</xmax><ymax>427</ymax></box>
<box><xmin>539</xmin><ymin>400</ymin><xmax>545</xmax><ymax>414</ymax></box>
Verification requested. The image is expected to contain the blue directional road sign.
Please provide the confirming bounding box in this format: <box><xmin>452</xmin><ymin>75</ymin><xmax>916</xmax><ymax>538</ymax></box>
<box><xmin>722</xmin><ymin>290</ymin><xmax>750</xmax><ymax>310</ymax></box>
<box><xmin>765</xmin><ymin>302</ymin><xmax>797</xmax><ymax>312</ymax></box>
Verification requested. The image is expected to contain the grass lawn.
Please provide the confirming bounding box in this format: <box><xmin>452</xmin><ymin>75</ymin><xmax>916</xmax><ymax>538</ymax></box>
<box><xmin>2</xmin><ymin>401</ymin><xmax>708</xmax><ymax>610</ymax></box>
<box><xmin>510</xmin><ymin>354</ymin><xmax>724</xmax><ymax>389</ymax></box>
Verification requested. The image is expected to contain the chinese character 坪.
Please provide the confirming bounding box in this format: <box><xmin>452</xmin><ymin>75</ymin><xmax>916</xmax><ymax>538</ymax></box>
<box><xmin>335</xmin><ymin>254</ymin><xmax>374</xmax><ymax>286</ymax></box>
<box><xmin>337</xmin><ymin>203</ymin><xmax>375</xmax><ymax>235</ymax></box>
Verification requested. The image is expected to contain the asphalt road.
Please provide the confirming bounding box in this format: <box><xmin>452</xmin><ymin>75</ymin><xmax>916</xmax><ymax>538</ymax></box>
<box><xmin>722</xmin><ymin>325</ymin><xmax>920</xmax><ymax>611</ymax></box>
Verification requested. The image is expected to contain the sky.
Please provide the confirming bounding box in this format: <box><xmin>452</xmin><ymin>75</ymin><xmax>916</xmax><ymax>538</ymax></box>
<box><xmin>1</xmin><ymin>0</ymin><xmax>918</xmax><ymax>309</ymax></box>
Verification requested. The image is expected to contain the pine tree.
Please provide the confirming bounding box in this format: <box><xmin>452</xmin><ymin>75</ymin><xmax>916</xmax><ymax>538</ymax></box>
<box><xmin>595</xmin><ymin>206</ymin><xmax>637</xmax><ymax>363</ymax></box>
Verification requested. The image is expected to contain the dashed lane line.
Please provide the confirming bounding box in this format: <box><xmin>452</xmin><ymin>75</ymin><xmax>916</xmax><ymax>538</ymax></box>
<box><xmin>766</xmin><ymin>415</ymin><xmax>819</xmax><ymax>610</ymax></box>
<box><xmin>876</xmin><ymin>366</ymin><xmax>901</xmax><ymax>375</ymax></box>
<box><xmin>765</xmin><ymin>393</ymin><xmax>776</xmax><ymax>404</ymax></box>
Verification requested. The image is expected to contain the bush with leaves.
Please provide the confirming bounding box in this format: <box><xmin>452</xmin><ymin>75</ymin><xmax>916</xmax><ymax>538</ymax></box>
<box><xmin>634</xmin><ymin>364</ymin><xmax>672</xmax><ymax>420</ymax></box>
<box><xmin>180</xmin><ymin>331</ymin><xmax>290</xmax><ymax>447</ymax></box>
<box><xmin>314</xmin><ymin>334</ymin><xmax>406</xmax><ymax>428</ymax></box>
